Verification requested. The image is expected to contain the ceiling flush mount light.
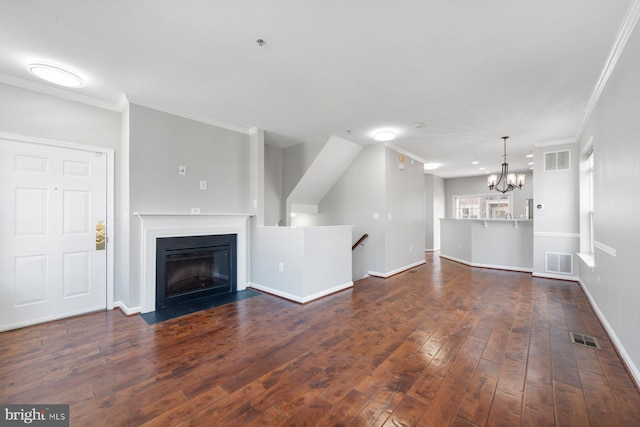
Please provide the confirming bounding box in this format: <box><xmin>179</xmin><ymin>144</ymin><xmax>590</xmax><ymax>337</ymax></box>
<box><xmin>373</xmin><ymin>130</ymin><xmax>396</xmax><ymax>142</ymax></box>
<box><xmin>423</xmin><ymin>163</ymin><xmax>440</xmax><ymax>170</ymax></box>
<box><xmin>487</xmin><ymin>136</ymin><xmax>525</xmax><ymax>193</ymax></box>
<box><xmin>28</xmin><ymin>63</ymin><xmax>84</xmax><ymax>88</ymax></box>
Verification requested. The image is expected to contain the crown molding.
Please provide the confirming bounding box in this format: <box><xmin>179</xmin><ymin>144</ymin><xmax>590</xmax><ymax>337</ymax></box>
<box><xmin>125</xmin><ymin>95</ymin><xmax>252</xmax><ymax>135</ymax></box>
<box><xmin>384</xmin><ymin>142</ymin><xmax>426</xmax><ymax>164</ymax></box>
<box><xmin>0</xmin><ymin>72</ymin><xmax>121</xmax><ymax>112</ymax></box>
<box><xmin>576</xmin><ymin>0</ymin><xmax>640</xmax><ymax>140</ymax></box>
<box><xmin>533</xmin><ymin>138</ymin><xmax>577</xmax><ymax>148</ymax></box>
<box><xmin>117</xmin><ymin>93</ymin><xmax>129</xmax><ymax>112</ymax></box>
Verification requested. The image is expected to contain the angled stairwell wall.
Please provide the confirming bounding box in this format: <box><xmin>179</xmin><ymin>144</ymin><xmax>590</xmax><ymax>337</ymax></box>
<box><xmin>286</xmin><ymin>135</ymin><xmax>363</xmax><ymax>225</ymax></box>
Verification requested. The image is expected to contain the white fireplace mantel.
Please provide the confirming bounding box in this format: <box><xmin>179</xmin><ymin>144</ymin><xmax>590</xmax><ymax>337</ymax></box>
<box><xmin>135</xmin><ymin>213</ymin><xmax>253</xmax><ymax>313</ymax></box>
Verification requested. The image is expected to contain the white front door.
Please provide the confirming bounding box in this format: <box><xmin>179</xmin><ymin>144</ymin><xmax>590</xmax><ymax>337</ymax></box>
<box><xmin>0</xmin><ymin>139</ymin><xmax>107</xmax><ymax>331</ymax></box>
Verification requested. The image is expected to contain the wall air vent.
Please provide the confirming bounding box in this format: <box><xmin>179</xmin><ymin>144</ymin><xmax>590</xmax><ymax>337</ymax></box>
<box><xmin>544</xmin><ymin>150</ymin><xmax>570</xmax><ymax>171</ymax></box>
<box><xmin>546</xmin><ymin>252</ymin><xmax>573</xmax><ymax>274</ymax></box>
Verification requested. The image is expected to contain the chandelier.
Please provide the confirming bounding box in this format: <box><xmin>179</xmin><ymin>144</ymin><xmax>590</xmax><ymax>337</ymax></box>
<box><xmin>487</xmin><ymin>136</ymin><xmax>525</xmax><ymax>193</ymax></box>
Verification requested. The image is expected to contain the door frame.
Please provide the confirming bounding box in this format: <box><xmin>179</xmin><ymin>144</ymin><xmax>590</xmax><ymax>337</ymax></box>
<box><xmin>0</xmin><ymin>131</ymin><xmax>115</xmax><ymax>311</ymax></box>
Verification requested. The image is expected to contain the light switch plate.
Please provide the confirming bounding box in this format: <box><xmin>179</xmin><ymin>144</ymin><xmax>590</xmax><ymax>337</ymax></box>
<box><xmin>200</xmin><ymin>181</ymin><xmax>207</xmax><ymax>190</ymax></box>
<box><xmin>179</xmin><ymin>165</ymin><xmax>187</xmax><ymax>176</ymax></box>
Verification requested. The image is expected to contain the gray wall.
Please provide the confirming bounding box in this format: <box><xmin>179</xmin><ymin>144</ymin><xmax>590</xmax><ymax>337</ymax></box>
<box><xmin>127</xmin><ymin>104</ymin><xmax>251</xmax><ymax>307</ymax></box>
<box><xmin>444</xmin><ymin>172</ymin><xmax>534</xmax><ymax>219</ymax></box>
<box><xmin>578</xmin><ymin>19</ymin><xmax>640</xmax><ymax>378</ymax></box>
<box><xmin>264</xmin><ymin>144</ymin><xmax>284</xmax><ymax>226</ymax></box>
<box><xmin>311</xmin><ymin>145</ymin><xmax>425</xmax><ymax>278</ymax></box>
<box><xmin>425</xmin><ymin>174</ymin><xmax>445</xmax><ymax>251</ymax></box>
<box><xmin>315</xmin><ymin>144</ymin><xmax>386</xmax><ymax>279</ymax></box>
<box><xmin>0</xmin><ymin>83</ymin><xmax>125</xmax><ymax>302</ymax></box>
<box><xmin>532</xmin><ymin>142</ymin><xmax>579</xmax><ymax>277</ymax></box>
<box><xmin>282</xmin><ymin>138</ymin><xmax>324</xmax><ymax>204</ymax></box>
<box><xmin>0</xmin><ymin>83</ymin><xmax>121</xmax><ymax>150</ymax></box>
<box><xmin>384</xmin><ymin>148</ymin><xmax>425</xmax><ymax>274</ymax></box>
<box><xmin>128</xmin><ymin>104</ymin><xmax>250</xmax><ymax>214</ymax></box>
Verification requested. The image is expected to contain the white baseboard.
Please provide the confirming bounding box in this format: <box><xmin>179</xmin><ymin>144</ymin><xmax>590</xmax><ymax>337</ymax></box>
<box><xmin>368</xmin><ymin>260</ymin><xmax>426</xmax><ymax>278</ymax></box>
<box><xmin>114</xmin><ymin>301</ymin><xmax>142</xmax><ymax>316</ymax></box>
<box><xmin>439</xmin><ymin>254</ymin><xmax>533</xmax><ymax>273</ymax></box>
<box><xmin>248</xmin><ymin>281</ymin><xmax>353</xmax><ymax>304</ymax></box>
<box><xmin>532</xmin><ymin>272</ymin><xmax>580</xmax><ymax>282</ymax></box>
<box><xmin>0</xmin><ymin>305</ymin><xmax>105</xmax><ymax>333</ymax></box>
<box><xmin>577</xmin><ymin>279</ymin><xmax>640</xmax><ymax>388</ymax></box>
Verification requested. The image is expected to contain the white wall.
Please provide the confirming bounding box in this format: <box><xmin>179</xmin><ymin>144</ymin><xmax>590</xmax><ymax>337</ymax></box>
<box><xmin>577</xmin><ymin>18</ymin><xmax>640</xmax><ymax>381</ymax></box>
<box><xmin>251</xmin><ymin>226</ymin><xmax>352</xmax><ymax>302</ymax></box>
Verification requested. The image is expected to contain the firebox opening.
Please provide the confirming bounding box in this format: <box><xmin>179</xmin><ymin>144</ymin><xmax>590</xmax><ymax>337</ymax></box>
<box><xmin>156</xmin><ymin>234</ymin><xmax>237</xmax><ymax>310</ymax></box>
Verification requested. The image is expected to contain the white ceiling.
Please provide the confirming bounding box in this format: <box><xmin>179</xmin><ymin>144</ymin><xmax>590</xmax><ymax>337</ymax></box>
<box><xmin>0</xmin><ymin>1</ymin><xmax>633</xmax><ymax>178</ymax></box>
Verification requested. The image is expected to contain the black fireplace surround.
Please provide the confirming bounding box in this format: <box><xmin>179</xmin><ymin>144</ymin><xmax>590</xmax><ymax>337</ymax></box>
<box><xmin>155</xmin><ymin>234</ymin><xmax>237</xmax><ymax>310</ymax></box>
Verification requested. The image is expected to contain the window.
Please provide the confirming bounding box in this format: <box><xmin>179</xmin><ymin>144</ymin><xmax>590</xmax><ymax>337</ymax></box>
<box><xmin>587</xmin><ymin>149</ymin><xmax>594</xmax><ymax>254</ymax></box>
<box><xmin>454</xmin><ymin>194</ymin><xmax>512</xmax><ymax>219</ymax></box>
<box><xmin>579</xmin><ymin>146</ymin><xmax>595</xmax><ymax>267</ymax></box>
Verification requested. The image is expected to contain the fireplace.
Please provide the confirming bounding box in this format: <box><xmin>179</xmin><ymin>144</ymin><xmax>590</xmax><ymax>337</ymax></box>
<box><xmin>135</xmin><ymin>213</ymin><xmax>251</xmax><ymax>314</ymax></box>
<box><xmin>155</xmin><ymin>234</ymin><xmax>237</xmax><ymax>309</ymax></box>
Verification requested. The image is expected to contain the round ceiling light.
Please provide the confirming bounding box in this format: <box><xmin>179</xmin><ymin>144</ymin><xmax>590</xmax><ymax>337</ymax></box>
<box><xmin>27</xmin><ymin>63</ymin><xmax>84</xmax><ymax>88</ymax></box>
<box><xmin>373</xmin><ymin>130</ymin><xmax>396</xmax><ymax>142</ymax></box>
<box><xmin>423</xmin><ymin>163</ymin><xmax>441</xmax><ymax>170</ymax></box>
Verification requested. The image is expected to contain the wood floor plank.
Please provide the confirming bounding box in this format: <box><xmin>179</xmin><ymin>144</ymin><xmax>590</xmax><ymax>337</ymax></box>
<box><xmin>553</xmin><ymin>380</ymin><xmax>590</xmax><ymax>427</ymax></box>
<box><xmin>521</xmin><ymin>382</ymin><xmax>556</xmax><ymax>427</ymax></box>
<box><xmin>381</xmin><ymin>394</ymin><xmax>427</xmax><ymax>427</ymax></box>
<box><xmin>0</xmin><ymin>253</ymin><xmax>636</xmax><ymax>426</ymax></box>
<box><xmin>578</xmin><ymin>370</ymin><xmax>625</xmax><ymax>427</ymax></box>
<box><xmin>456</xmin><ymin>358</ymin><xmax>502</xmax><ymax>425</ymax></box>
<box><xmin>417</xmin><ymin>373</ymin><xmax>468</xmax><ymax>426</ymax></box>
<box><xmin>350</xmin><ymin>387</ymin><xmax>404</xmax><ymax>427</ymax></box>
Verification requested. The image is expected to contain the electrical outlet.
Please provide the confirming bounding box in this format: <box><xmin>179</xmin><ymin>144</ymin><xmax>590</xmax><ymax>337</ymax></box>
<box><xmin>190</xmin><ymin>208</ymin><xmax>200</xmax><ymax>214</ymax></box>
<box><xmin>373</xmin><ymin>212</ymin><xmax>379</xmax><ymax>220</ymax></box>
<box><xmin>179</xmin><ymin>165</ymin><xmax>187</xmax><ymax>176</ymax></box>
<box><xmin>200</xmin><ymin>181</ymin><xmax>207</xmax><ymax>190</ymax></box>
<box><xmin>278</xmin><ymin>262</ymin><xmax>284</xmax><ymax>272</ymax></box>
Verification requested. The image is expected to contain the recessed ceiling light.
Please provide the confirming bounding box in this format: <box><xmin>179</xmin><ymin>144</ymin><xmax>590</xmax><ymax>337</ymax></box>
<box><xmin>28</xmin><ymin>63</ymin><xmax>84</xmax><ymax>88</ymax></box>
<box><xmin>373</xmin><ymin>130</ymin><xmax>396</xmax><ymax>141</ymax></box>
<box><xmin>472</xmin><ymin>160</ymin><xmax>479</xmax><ymax>165</ymax></box>
<box><xmin>413</xmin><ymin>122</ymin><xmax>425</xmax><ymax>128</ymax></box>
<box><xmin>423</xmin><ymin>163</ymin><xmax>440</xmax><ymax>170</ymax></box>
<box><xmin>479</xmin><ymin>167</ymin><xmax>485</xmax><ymax>170</ymax></box>
<box><xmin>526</xmin><ymin>154</ymin><xmax>533</xmax><ymax>158</ymax></box>
<box><xmin>528</xmin><ymin>162</ymin><xmax>534</xmax><ymax>165</ymax></box>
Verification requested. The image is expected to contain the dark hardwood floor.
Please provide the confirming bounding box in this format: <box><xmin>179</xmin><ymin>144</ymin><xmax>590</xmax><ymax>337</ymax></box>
<box><xmin>1</xmin><ymin>253</ymin><xmax>639</xmax><ymax>426</ymax></box>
